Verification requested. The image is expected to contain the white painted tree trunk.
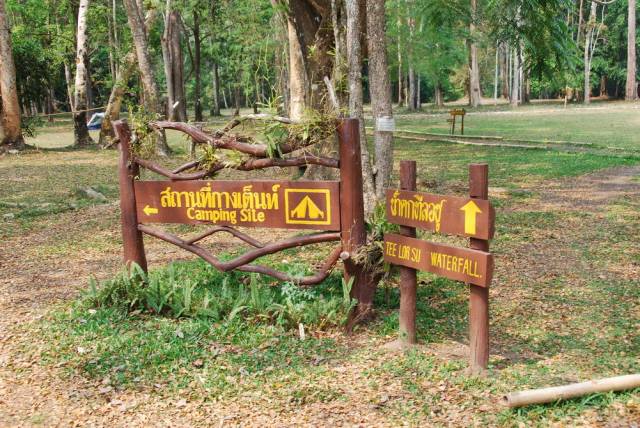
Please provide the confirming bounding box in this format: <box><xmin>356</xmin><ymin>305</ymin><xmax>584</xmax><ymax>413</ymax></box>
<box><xmin>73</xmin><ymin>0</ymin><xmax>94</xmax><ymax>146</ymax></box>
<box><xmin>366</xmin><ymin>0</ymin><xmax>394</xmax><ymax>201</ymax></box>
<box><xmin>0</xmin><ymin>0</ymin><xmax>24</xmax><ymax>149</ymax></box>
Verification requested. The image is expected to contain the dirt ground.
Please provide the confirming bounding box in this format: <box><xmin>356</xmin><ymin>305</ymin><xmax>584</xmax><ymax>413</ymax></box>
<box><xmin>1</xmin><ymin>163</ymin><xmax>639</xmax><ymax>427</ymax></box>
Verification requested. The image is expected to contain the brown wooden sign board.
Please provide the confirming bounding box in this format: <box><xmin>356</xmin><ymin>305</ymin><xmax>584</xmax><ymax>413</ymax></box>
<box><xmin>385</xmin><ymin>189</ymin><xmax>495</xmax><ymax>239</ymax></box>
<box><xmin>383</xmin><ymin>233</ymin><xmax>493</xmax><ymax>287</ymax></box>
<box><xmin>134</xmin><ymin>180</ymin><xmax>341</xmax><ymax>231</ymax></box>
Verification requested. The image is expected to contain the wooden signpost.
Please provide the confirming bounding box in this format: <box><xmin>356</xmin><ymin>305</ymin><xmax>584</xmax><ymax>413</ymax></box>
<box><xmin>384</xmin><ymin>161</ymin><xmax>495</xmax><ymax>374</ymax></box>
<box><xmin>115</xmin><ymin>117</ymin><xmax>370</xmax><ymax>293</ymax></box>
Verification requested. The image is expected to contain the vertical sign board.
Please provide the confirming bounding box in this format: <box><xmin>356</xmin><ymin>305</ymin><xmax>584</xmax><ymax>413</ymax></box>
<box><xmin>383</xmin><ymin>164</ymin><xmax>495</xmax><ymax>372</ymax></box>
<box><xmin>134</xmin><ymin>180</ymin><xmax>341</xmax><ymax>231</ymax></box>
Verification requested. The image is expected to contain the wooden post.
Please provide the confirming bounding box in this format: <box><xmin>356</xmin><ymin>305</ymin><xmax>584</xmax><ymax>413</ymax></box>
<box><xmin>337</xmin><ymin>118</ymin><xmax>371</xmax><ymax>321</ymax></box>
<box><xmin>468</xmin><ymin>163</ymin><xmax>489</xmax><ymax>374</ymax></box>
<box><xmin>398</xmin><ymin>161</ymin><xmax>417</xmax><ymax>344</ymax></box>
<box><xmin>114</xmin><ymin>120</ymin><xmax>148</xmax><ymax>272</ymax></box>
<box><xmin>461</xmin><ymin>113</ymin><xmax>465</xmax><ymax>135</ymax></box>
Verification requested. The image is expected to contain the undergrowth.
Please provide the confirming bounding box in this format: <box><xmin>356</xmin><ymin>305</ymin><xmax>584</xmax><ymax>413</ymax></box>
<box><xmin>82</xmin><ymin>259</ymin><xmax>356</xmax><ymax>331</ymax></box>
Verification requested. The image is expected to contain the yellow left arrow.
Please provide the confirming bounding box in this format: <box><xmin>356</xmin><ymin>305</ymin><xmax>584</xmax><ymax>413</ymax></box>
<box><xmin>460</xmin><ymin>200</ymin><xmax>482</xmax><ymax>235</ymax></box>
<box><xmin>143</xmin><ymin>205</ymin><xmax>159</xmax><ymax>216</ymax></box>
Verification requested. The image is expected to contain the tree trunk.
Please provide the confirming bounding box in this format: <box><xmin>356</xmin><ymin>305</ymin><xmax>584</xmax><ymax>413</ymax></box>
<box><xmin>366</xmin><ymin>0</ymin><xmax>393</xmax><ymax>201</ymax></box>
<box><xmin>123</xmin><ymin>0</ymin><xmax>170</xmax><ymax>154</ymax></box>
<box><xmin>99</xmin><ymin>52</ymin><xmax>137</xmax><ymax>147</ymax></box>
<box><xmin>163</xmin><ymin>10</ymin><xmax>186</xmax><ymax>121</ymax></box>
<box><xmin>468</xmin><ymin>0</ymin><xmax>481</xmax><ymax>107</ymax></box>
<box><xmin>346</xmin><ymin>0</ymin><xmax>376</xmax><ymax>214</ymax></box>
<box><xmin>396</xmin><ymin>9</ymin><xmax>403</xmax><ymax>107</ymax></box>
<box><xmin>626</xmin><ymin>0</ymin><xmax>637</xmax><ymax>100</ymax></box>
<box><xmin>64</xmin><ymin>62</ymin><xmax>75</xmax><ymax>112</ymax></box>
<box><xmin>584</xmin><ymin>1</ymin><xmax>597</xmax><ymax>104</ymax></box>
<box><xmin>408</xmin><ymin>67</ymin><xmax>416</xmax><ymax>110</ymax></box>
<box><xmin>210</xmin><ymin>62</ymin><xmax>221</xmax><ymax>116</ymax></box>
<box><xmin>511</xmin><ymin>46</ymin><xmax>520</xmax><ymax>107</ymax></box>
<box><xmin>493</xmin><ymin>44</ymin><xmax>499</xmax><ymax>104</ymax></box>
<box><xmin>84</xmin><ymin>54</ymin><xmax>93</xmax><ymax>109</ymax></box>
<box><xmin>500</xmin><ymin>43</ymin><xmax>509</xmax><ymax>99</ymax></box>
<box><xmin>193</xmin><ymin>10</ymin><xmax>203</xmax><ymax>121</ymax></box>
<box><xmin>233</xmin><ymin>83</ymin><xmax>241</xmax><ymax>116</ymax></box>
<box><xmin>0</xmin><ymin>0</ymin><xmax>24</xmax><ymax>150</ymax></box>
<box><xmin>161</xmin><ymin>0</ymin><xmax>174</xmax><ymax>117</ymax></box>
<box><xmin>73</xmin><ymin>0</ymin><xmax>94</xmax><ymax>147</ymax></box>
<box><xmin>434</xmin><ymin>82</ymin><xmax>444</xmax><ymax>106</ymax></box>
<box><xmin>288</xmin><ymin>0</ymin><xmax>333</xmax><ymax>111</ymax></box>
<box><xmin>287</xmin><ymin>18</ymin><xmax>306</xmax><ymax>119</ymax></box>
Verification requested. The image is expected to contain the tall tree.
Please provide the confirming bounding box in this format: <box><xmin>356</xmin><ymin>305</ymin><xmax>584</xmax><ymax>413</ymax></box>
<box><xmin>346</xmin><ymin>0</ymin><xmax>376</xmax><ymax>212</ymax></box>
<box><xmin>626</xmin><ymin>0</ymin><xmax>637</xmax><ymax>99</ymax></box>
<box><xmin>123</xmin><ymin>0</ymin><xmax>171</xmax><ymax>154</ymax></box>
<box><xmin>0</xmin><ymin>0</ymin><xmax>24</xmax><ymax>150</ymax></box>
<box><xmin>161</xmin><ymin>0</ymin><xmax>187</xmax><ymax>121</ymax></box>
<box><xmin>72</xmin><ymin>0</ymin><xmax>94</xmax><ymax>147</ymax></box>
<box><xmin>366</xmin><ymin>0</ymin><xmax>394</xmax><ymax>200</ymax></box>
<box><xmin>469</xmin><ymin>0</ymin><xmax>482</xmax><ymax>106</ymax></box>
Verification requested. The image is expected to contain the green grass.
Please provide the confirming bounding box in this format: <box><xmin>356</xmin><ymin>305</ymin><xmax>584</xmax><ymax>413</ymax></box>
<box><xmin>393</xmin><ymin>102</ymin><xmax>640</xmax><ymax>149</ymax></box>
<box><xmin>392</xmin><ymin>140</ymin><xmax>639</xmax><ymax>189</ymax></box>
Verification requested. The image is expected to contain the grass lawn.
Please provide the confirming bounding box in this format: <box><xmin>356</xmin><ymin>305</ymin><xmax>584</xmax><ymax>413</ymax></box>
<box><xmin>2</xmin><ymin>109</ymin><xmax>639</xmax><ymax>425</ymax></box>
<box><xmin>393</xmin><ymin>102</ymin><xmax>640</xmax><ymax>150</ymax></box>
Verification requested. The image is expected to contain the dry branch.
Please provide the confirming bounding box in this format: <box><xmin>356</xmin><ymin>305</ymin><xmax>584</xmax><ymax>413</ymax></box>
<box><xmin>134</xmin><ymin>157</ymin><xmax>223</xmax><ymax>180</ymax></box>
<box><xmin>185</xmin><ymin>225</ymin><xmax>265</xmax><ymax>247</ymax></box>
<box><xmin>138</xmin><ymin>224</ymin><xmax>340</xmax><ymax>272</ymax></box>
<box><xmin>237</xmin><ymin>245</ymin><xmax>343</xmax><ymax>286</ymax></box>
<box><xmin>503</xmin><ymin>374</ymin><xmax>640</xmax><ymax>408</ymax></box>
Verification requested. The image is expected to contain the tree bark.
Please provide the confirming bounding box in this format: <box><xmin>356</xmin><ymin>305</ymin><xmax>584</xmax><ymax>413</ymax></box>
<box><xmin>346</xmin><ymin>0</ymin><xmax>376</xmax><ymax>214</ymax></box>
<box><xmin>584</xmin><ymin>1</ymin><xmax>597</xmax><ymax>104</ymax></box>
<box><xmin>64</xmin><ymin>62</ymin><xmax>75</xmax><ymax>112</ymax></box>
<box><xmin>73</xmin><ymin>0</ymin><xmax>94</xmax><ymax>147</ymax></box>
<box><xmin>511</xmin><ymin>45</ymin><xmax>520</xmax><ymax>107</ymax></box>
<box><xmin>287</xmin><ymin>18</ymin><xmax>306</xmax><ymax>119</ymax></box>
<box><xmin>193</xmin><ymin>9</ymin><xmax>203</xmax><ymax>121</ymax></box>
<box><xmin>434</xmin><ymin>82</ymin><xmax>444</xmax><ymax>106</ymax></box>
<box><xmin>123</xmin><ymin>0</ymin><xmax>170</xmax><ymax>154</ymax></box>
<box><xmin>162</xmin><ymin>9</ymin><xmax>187</xmax><ymax>121</ymax></box>
<box><xmin>468</xmin><ymin>0</ymin><xmax>482</xmax><ymax>107</ymax></box>
<box><xmin>408</xmin><ymin>67</ymin><xmax>417</xmax><ymax>110</ymax></box>
<box><xmin>366</xmin><ymin>0</ymin><xmax>394</xmax><ymax>201</ymax></box>
<box><xmin>500</xmin><ymin>43</ymin><xmax>509</xmax><ymax>99</ymax></box>
<box><xmin>210</xmin><ymin>62</ymin><xmax>221</xmax><ymax>116</ymax></box>
<box><xmin>626</xmin><ymin>0</ymin><xmax>637</xmax><ymax>100</ymax></box>
<box><xmin>99</xmin><ymin>52</ymin><xmax>137</xmax><ymax>147</ymax></box>
<box><xmin>0</xmin><ymin>0</ymin><xmax>24</xmax><ymax>150</ymax></box>
<box><xmin>281</xmin><ymin>0</ymin><xmax>334</xmax><ymax>117</ymax></box>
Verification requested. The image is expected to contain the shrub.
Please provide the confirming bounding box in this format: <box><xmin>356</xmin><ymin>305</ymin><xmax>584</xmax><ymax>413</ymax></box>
<box><xmin>82</xmin><ymin>260</ymin><xmax>356</xmax><ymax>331</ymax></box>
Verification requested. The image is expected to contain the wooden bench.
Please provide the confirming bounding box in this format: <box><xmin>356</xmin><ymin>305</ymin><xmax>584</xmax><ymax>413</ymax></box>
<box><xmin>447</xmin><ymin>108</ymin><xmax>466</xmax><ymax>135</ymax></box>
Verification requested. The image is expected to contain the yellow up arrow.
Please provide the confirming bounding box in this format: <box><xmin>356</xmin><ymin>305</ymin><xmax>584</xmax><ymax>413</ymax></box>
<box><xmin>143</xmin><ymin>205</ymin><xmax>159</xmax><ymax>216</ymax></box>
<box><xmin>460</xmin><ymin>200</ymin><xmax>482</xmax><ymax>235</ymax></box>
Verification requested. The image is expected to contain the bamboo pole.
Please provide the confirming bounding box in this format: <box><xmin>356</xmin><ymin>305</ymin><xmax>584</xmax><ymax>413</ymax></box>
<box><xmin>503</xmin><ymin>374</ymin><xmax>640</xmax><ymax>408</ymax></box>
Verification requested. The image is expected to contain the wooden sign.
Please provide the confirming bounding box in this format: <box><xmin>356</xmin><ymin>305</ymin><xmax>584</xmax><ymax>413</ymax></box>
<box><xmin>383</xmin><ymin>233</ymin><xmax>493</xmax><ymax>287</ymax></box>
<box><xmin>386</xmin><ymin>189</ymin><xmax>494</xmax><ymax>239</ymax></box>
<box><xmin>134</xmin><ymin>180</ymin><xmax>341</xmax><ymax>231</ymax></box>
